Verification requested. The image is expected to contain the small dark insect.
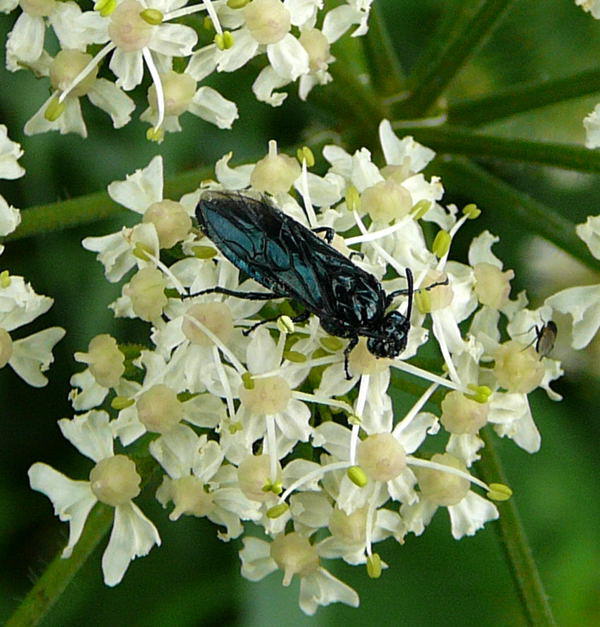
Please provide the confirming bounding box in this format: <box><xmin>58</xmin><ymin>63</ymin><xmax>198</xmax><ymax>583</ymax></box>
<box><xmin>193</xmin><ymin>191</ymin><xmax>420</xmax><ymax>379</ymax></box>
<box><xmin>530</xmin><ymin>320</ymin><xmax>558</xmax><ymax>359</ymax></box>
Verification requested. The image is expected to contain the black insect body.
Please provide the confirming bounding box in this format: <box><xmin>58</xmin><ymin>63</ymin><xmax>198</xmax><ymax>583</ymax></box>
<box><xmin>194</xmin><ymin>191</ymin><xmax>416</xmax><ymax>378</ymax></box>
<box><xmin>532</xmin><ymin>320</ymin><xmax>558</xmax><ymax>359</ymax></box>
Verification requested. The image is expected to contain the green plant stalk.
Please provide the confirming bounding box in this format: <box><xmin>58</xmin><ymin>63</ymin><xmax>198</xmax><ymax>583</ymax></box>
<box><xmin>4</xmin><ymin>168</ymin><xmax>209</xmax><ymax>242</ymax></box>
<box><xmin>361</xmin><ymin>1</ymin><xmax>406</xmax><ymax>97</ymax></box>
<box><xmin>448</xmin><ymin>67</ymin><xmax>600</xmax><ymax>126</ymax></box>
<box><xmin>477</xmin><ymin>428</ymin><xmax>556</xmax><ymax>626</ymax></box>
<box><xmin>399</xmin><ymin>0</ymin><xmax>519</xmax><ymax>116</ymax></box>
<box><xmin>391</xmin><ymin>123</ymin><xmax>600</xmax><ymax>173</ymax></box>
<box><xmin>434</xmin><ymin>157</ymin><xmax>596</xmax><ymax>271</ymax></box>
<box><xmin>6</xmin><ymin>504</ymin><xmax>113</xmax><ymax>627</ymax></box>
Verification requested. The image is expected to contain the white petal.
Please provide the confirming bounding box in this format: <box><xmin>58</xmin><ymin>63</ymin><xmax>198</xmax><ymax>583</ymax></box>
<box><xmin>87</xmin><ymin>78</ymin><xmax>136</xmax><ymax>128</ymax></box>
<box><xmin>378</xmin><ymin>121</ymin><xmax>435</xmax><ymax>172</ymax></box>
<box><xmin>193</xmin><ymin>438</ymin><xmax>225</xmax><ymax>481</ymax></box>
<box><xmin>322</xmin><ymin>5</ymin><xmax>360</xmax><ymax>43</ymax></box>
<box><xmin>446</xmin><ymin>433</ymin><xmax>484</xmax><ymax>467</ymax></box>
<box><xmin>468</xmin><ymin>230</ymin><xmax>503</xmax><ymax>268</ymax></box>
<box><xmin>0</xmin><ymin>195</ymin><xmax>21</xmax><ymax>236</ymax></box>
<box><xmin>583</xmin><ymin>103</ymin><xmax>600</xmax><ymax>149</ymax></box>
<box><xmin>216</xmin><ymin>29</ymin><xmax>259</xmax><ymax>72</ymax></box>
<box><xmin>187</xmin><ymin>44</ymin><xmax>217</xmax><ymax>81</ymax></box>
<box><xmin>448</xmin><ymin>491</ymin><xmax>498</xmax><ymax>539</ymax></box>
<box><xmin>387</xmin><ymin>467</ymin><xmax>418</xmax><ymax>504</ymax></box>
<box><xmin>546</xmin><ymin>283</ymin><xmax>600</xmax><ymax>349</ymax></box>
<box><xmin>111</xmin><ymin>405</ymin><xmax>145</xmax><ymax>446</ymax></box>
<box><xmin>214</xmin><ymin>152</ymin><xmax>254</xmax><ymax>189</ymax></box>
<box><xmin>252</xmin><ymin>65</ymin><xmax>289</xmax><ymax>107</ymax></box>
<box><xmin>102</xmin><ymin>502</ymin><xmax>161</xmax><ymax>586</ymax></box>
<box><xmin>150</xmin><ymin>23</ymin><xmax>197</xmax><ymax>56</ymax></box>
<box><xmin>267</xmin><ymin>34</ymin><xmax>309</xmax><ymax>81</ymax></box>
<box><xmin>110</xmin><ymin>49</ymin><xmax>144</xmax><ymax>91</ymax></box>
<box><xmin>394</xmin><ymin>411</ymin><xmax>438</xmax><ymax>454</ymax></box>
<box><xmin>58</xmin><ymin>410</ymin><xmax>114</xmax><ymax>462</ymax></box>
<box><xmin>246</xmin><ymin>326</ymin><xmax>279</xmax><ymax>373</ymax></box>
<box><xmin>28</xmin><ymin>463</ymin><xmax>97</xmax><ymax>558</ymax></box>
<box><xmin>6</xmin><ymin>13</ymin><xmax>44</xmax><ymax>70</ymax></box>
<box><xmin>239</xmin><ymin>536</ymin><xmax>277</xmax><ymax>581</ymax></box>
<box><xmin>576</xmin><ymin>214</ymin><xmax>600</xmax><ymax>260</ymax></box>
<box><xmin>289</xmin><ymin>492</ymin><xmax>332</xmax><ymax>530</ymax></box>
<box><xmin>299</xmin><ymin>569</ymin><xmax>359</xmax><ymax>615</ymax></box>
<box><xmin>0</xmin><ymin>124</ymin><xmax>25</xmax><ymax>179</ymax></box>
<box><xmin>69</xmin><ymin>369</ymin><xmax>110</xmax><ymax>410</ymax></box>
<box><xmin>150</xmin><ymin>424</ymin><xmax>201</xmax><ymax>477</ymax></box>
<box><xmin>312</xmin><ymin>422</ymin><xmax>351</xmax><ymax>459</ymax></box>
<box><xmin>189</xmin><ymin>86</ymin><xmax>238</xmax><ymax>129</ymax></box>
<box><xmin>108</xmin><ymin>156</ymin><xmax>164</xmax><ymax>213</ymax></box>
<box><xmin>49</xmin><ymin>1</ymin><xmax>86</xmax><ymax>51</ymax></box>
<box><xmin>285</xmin><ymin>0</ymin><xmax>321</xmax><ymax>27</ymax></box>
<box><xmin>488</xmin><ymin>392</ymin><xmax>540</xmax><ymax>453</ymax></box>
<box><xmin>9</xmin><ymin>327</ymin><xmax>65</xmax><ymax>387</ymax></box>
<box><xmin>400</xmin><ymin>499</ymin><xmax>438</xmax><ymax>535</ymax></box>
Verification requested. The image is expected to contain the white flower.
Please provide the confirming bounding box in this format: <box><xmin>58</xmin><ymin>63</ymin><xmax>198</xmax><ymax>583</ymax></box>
<box><xmin>576</xmin><ymin>214</ymin><xmax>600</xmax><ymax>260</ymax></box>
<box><xmin>0</xmin><ymin>195</ymin><xmax>21</xmax><ymax>237</ymax></box>
<box><xmin>583</xmin><ymin>103</ymin><xmax>600</xmax><ymax>148</ymax></box>
<box><xmin>575</xmin><ymin>0</ymin><xmax>600</xmax><ymax>19</ymax></box>
<box><xmin>0</xmin><ymin>124</ymin><xmax>25</xmax><ymax>179</ymax></box>
<box><xmin>28</xmin><ymin>410</ymin><xmax>160</xmax><ymax>586</ymax></box>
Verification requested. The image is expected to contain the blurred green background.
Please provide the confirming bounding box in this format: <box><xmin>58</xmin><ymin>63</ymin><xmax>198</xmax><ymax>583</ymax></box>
<box><xmin>1</xmin><ymin>0</ymin><xmax>599</xmax><ymax>625</ymax></box>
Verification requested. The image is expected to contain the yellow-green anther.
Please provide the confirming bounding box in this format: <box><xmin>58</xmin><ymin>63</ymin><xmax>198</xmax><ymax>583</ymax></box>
<box><xmin>283</xmin><ymin>350</ymin><xmax>307</xmax><ymax>363</ymax></box>
<box><xmin>321</xmin><ymin>336</ymin><xmax>344</xmax><ymax>352</ymax></box>
<box><xmin>296</xmin><ymin>146</ymin><xmax>315</xmax><ymax>167</ymax></box>
<box><xmin>203</xmin><ymin>16</ymin><xmax>214</xmax><ymax>30</ymax></box>
<box><xmin>146</xmin><ymin>126</ymin><xmax>164</xmax><ymax>143</ymax></box>
<box><xmin>227</xmin><ymin>0</ymin><xmax>250</xmax><ymax>7</ymax></box>
<box><xmin>266</xmin><ymin>503</ymin><xmax>289</xmax><ymax>518</ymax></box>
<box><xmin>228</xmin><ymin>421</ymin><xmax>243</xmax><ymax>434</ymax></box>
<box><xmin>44</xmin><ymin>97</ymin><xmax>66</xmax><ymax>122</ymax></box>
<box><xmin>95</xmin><ymin>0</ymin><xmax>116</xmax><ymax>16</ymax></box>
<box><xmin>463</xmin><ymin>203</ymin><xmax>481</xmax><ymax>219</ymax></box>
<box><xmin>277</xmin><ymin>315</ymin><xmax>295</xmax><ymax>334</ymax></box>
<box><xmin>193</xmin><ymin>245</ymin><xmax>217</xmax><ymax>259</ymax></box>
<box><xmin>270</xmin><ymin>481</ymin><xmax>283</xmax><ymax>495</ymax></box>
<box><xmin>366</xmin><ymin>553</ymin><xmax>382</xmax><ymax>579</ymax></box>
<box><xmin>345</xmin><ymin>185</ymin><xmax>360</xmax><ymax>212</ymax></box>
<box><xmin>132</xmin><ymin>243</ymin><xmax>153</xmax><ymax>261</ymax></box>
<box><xmin>411</xmin><ymin>199</ymin><xmax>432</xmax><ymax>220</ymax></box>
<box><xmin>140</xmin><ymin>8</ymin><xmax>163</xmax><ymax>24</ymax></box>
<box><xmin>215</xmin><ymin>31</ymin><xmax>234</xmax><ymax>50</ymax></box>
<box><xmin>347</xmin><ymin>414</ymin><xmax>362</xmax><ymax>426</ymax></box>
<box><xmin>414</xmin><ymin>289</ymin><xmax>431</xmax><ymax>314</ymax></box>
<box><xmin>432</xmin><ymin>230</ymin><xmax>451</xmax><ymax>258</ymax></box>
<box><xmin>0</xmin><ymin>270</ymin><xmax>11</xmax><ymax>288</ymax></box>
<box><xmin>487</xmin><ymin>483</ymin><xmax>513</xmax><ymax>501</ymax></box>
<box><xmin>347</xmin><ymin>465</ymin><xmax>368</xmax><ymax>487</ymax></box>
<box><xmin>465</xmin><ymin>383</ymin><xmax>492</xmax><ymax>404</ymax></box>
<box><xmin>111</xmin><ymin>396</ymin><xmax>135</xmax><ymax>410</ymax></box>
<box><xmin>242</xmin><ymin>372</ymin><xmax>255</xmax><ymax>390</ymax></box>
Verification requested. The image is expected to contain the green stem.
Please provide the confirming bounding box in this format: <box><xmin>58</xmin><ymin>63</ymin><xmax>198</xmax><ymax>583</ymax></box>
<box><xmin>361</xmin><ymin>1</ymin><xmax>405</xmax><ymax>97</ymax></box>
<box><xmin>449</xmin><ymin>67</ymin><xmax>600</xmax><ymax>126</ymax></box>
<box><xmin>477</xmin><ymin>428</ymin><xmax>556</xmax><ymax>626</ymax></box>
<box><xmin>4</xmin><ymin>168</ymin><xmax>209</xmax><ymax>241</ymax></box>
<box><xmin>398</xmin><ymin>0</ymin><xmax>519</xmax><ymax>116</ymax></box>
<box><xmin>6</xmin><ymin>504</ymin><xmax>113</xmax><ymax>627</ymax></box>
<box><xmin>435</xmin><ymin>157</ymin><xmax>596</xmax><ymax>271</ymax></box>
<box><xmin>391</xmin><ymin>123</ymin><xmax>600</xmax><ymax>173</ymax></box>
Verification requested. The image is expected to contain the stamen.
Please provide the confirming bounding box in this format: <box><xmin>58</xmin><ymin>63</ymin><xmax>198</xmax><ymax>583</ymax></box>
<box><xmin>364</xmin><ymin>483</ymin><xmax>381</xmax><ymax>558</ymax></box>
<box><xmin>212</xmin><ymin>345</ymin><xmax>236</xmax><ymax>420</ymax></box>
<box><xmin>297</xmin><ymin>160</ymin><xmax>318</xmax><ymax>228</ymax></box>
<box><xmin>344</xmin><ymin>214</ymin><xmax>410</xmax><ymax>245</ymax></box>
<box><xmin>391</xmin><ymin>360</ymin><xmax>467</xmax><ymax>393</ymax></box>
<box><xmin>58</xmin><ymin>43</ymin><xmax>115</xmax><ymax>103</ymax></box>
<box><xmin>292</xmin><ymin>391</ymin><xmax>353</xmax><ymax>414</ymax></box>
<box><xmin>265</xmin><ymin>414</ymin><xmax>278</xmax><ymax>481</ymax></box>
<box><xmin>350</xmin><ymin>375</ymin><xmax>369</xmax><ymax>465</ymax></box>
<box><xmin>406</xmin><ymin>456</ymin><xmax>489</xmax><ymax>492</ymax></box>
<box><xmin>142</xmin><ymin>48</ymin><xmax>165</xmax><ymax>132</ymax></box>
<box><xmin>278</xmin><ymin>460</ymin><xmax>351</xmax><ymax>502</ymax></box>
<box><xmin>394</xmin><ymin>381</ymin><xmax>439</xmax><ymax>434</ymax></box>
<box><xmin>144</xmin><ymin>250</ymin><xmax>187</xmax><ymax>295</ymax></box>
<box><xmin>166</xmin><ymin>0</ymin><xmax>222</xmax><ymax>33</ymax></box>
<box><xmin>432</xmin><ymin>314</ymin><xmax>461</xmax><ymax>385</ymax></box>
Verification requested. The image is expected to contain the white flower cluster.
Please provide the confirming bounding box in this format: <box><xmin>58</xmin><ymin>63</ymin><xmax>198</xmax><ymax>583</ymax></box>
<box><xmin>29</xmin><ymin>120</ymin><xmax>565</xmax><ymax>614</ymax></box>
<box><xmin>0</xmin><ymin>125</ymin><xmax>65</xmax><ymax>386</ymax></box>
<box><xmin>2</xmin><ymin>0</ymin><xmax>371</xmax><ymax>141</ymax></box>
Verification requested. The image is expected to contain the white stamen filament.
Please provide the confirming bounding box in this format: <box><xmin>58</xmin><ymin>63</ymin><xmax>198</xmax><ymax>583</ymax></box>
<box><xmin>432</xmin><ymin>313</ymin><xmax>461</xmax><ymax>385</ymax></box>
<box><xmin>406</xmin><ymin>456</ymin><xmax>489</xmax><ymax>492</ymax></box>
<box><xmin>265</xmin><ymin>414</ymin><xmax>278</xmax><ymax>481</ymax></box>
<box><xmin>275</xmin><ymin>326</ymin><xmax>286</xmax><ymax>365</ymax></box>
<box><xmin>395</xmin><ymin>381</ymin><xmax>439</xmax><ymax>434</ymax></box>
<box><xmin>142</xmin><ymin>48</ymin><xmax>165</xmax><ymax>131</ymax></box>
<box><xmin>350</xmin><ymin>374</ymin><xmax>370</xmax><ymax>465</ymax></box>
<box><xmin>436</xmin><ymin>213</ymin><xmax>469</xmax><ymax>272</ymax></box>
<box><xmin>183</xmin><ymin>313</ymin><xmax>245</xmax><ymax>373</ymax></box>
<box><xmin>345</xmin><ymin>214</ymin><xmax>410</xmax><ymax>246</ymax></box>
<box><xmin>353</xmin><ymin>210</ymin><xmax>405</xmax><ymax>279</ymax></box>
<box><xmin>391</xmin><ymin>360</ymin><xmax>467</xmax><ymax>393</ymax></box>
<box><xmin>58</xmin><ymin>43</ymin><xmax>115</xmax><ymax>103</ymax></box>
<box><xmin>297</xmin><ymin>161</ymin><xmax>318</xmax><ymax>228</ymax></box>
<box><xmin>279</xmin><ymin>460</ymin><xmax>351</xmax><ymax>502</ymax></box>
<box><xmin>144</xmin><ymin>250</ymin><xmax>187</xmax><ymax>295</ymax></box>
<box><xmin>166</xmin><ymin>0</ymin><xmax>222</xmax><ymax>33</ymax></box>
<box><xmin>212</xmin><ymin>345</ymin><xmax>236</xmax><ymax>420</ymax></box>
<box><xmin>364</xmin><ymin>483</ymin><xmax>381</xmax><ymax>557</ymax></box>
<box><xmin>292</xmin><ymin>391</ymin><xmax>353</xmax><ymax>414</ymax></box>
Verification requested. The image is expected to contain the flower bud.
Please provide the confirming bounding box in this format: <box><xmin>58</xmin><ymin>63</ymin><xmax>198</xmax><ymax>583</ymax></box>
<box><xmin>75</xmin><ymin>334</ymin><xmax>124</xmax><ymax>388</ymax></box>
<box><xmin>90</xmin><ymin>454</ymin><xmax>140</xmax><ymax>506</ymax></box>
<box><xmin>361</xmin><ymin>178</ymin><xmax>412</xmax><ymax>223</ymax></box>
<box><xmin>473</xmin><ymin>262</ymin><xmax>514</xmax><ymax>309</ymax></box>
<box><xmin>183</xmin><ymin>302</ymin><xmax>234</xmax><ymax>346</ymax></box>
<box><xmin>441</xmin><ymin>390</ymin><xmax>488</xmax><ymax>434</ymax></box>
<box><xmin>237</xmin><ymin>454</ymin><xmax>282</xmax><ymax>502</ymax></box>
<box><xmin>358</xmin><ymin>433</ymin><xmax>407</xmax><ymax>482</ymax></box>
<box><xmin>417</xmin><ymin>453</ymin><xmax>470</xmax><ymax>506</ymax></box>
<box><xmin>493</xmin><ymin>340</ymin><xmax>544</xmax><ymax>394</ymax></box>
<box><xmin>270</xmin><ymin>532</ymin><xmax>319</xmax><ymax>585</ymax></box>
<box><xmin>244</xmin><ymin>0</ymin><xmax>291</xmax><ymax>45</ymax></box>
<box><xmin>50</xmin><ymin>50</ymin><xmax>97</xmax><ymax>97</ymax></box>
<box><xmin>250</xmin><ymin>141</ymin><xmax>300</xmax><ymax>194</ymax></box>
<box><xmin>143</xmin><ymin>199</ymin><xmax>192</xmax><ymax>248</ymax></box>
<box><xmin>137</xmin><ymin>384</ymin><xmax>183</xmax><ymax>433</ymax></box>
<box><xmin>125</xmin><ymin>266</ymin><xmax>168</xmax><ymax>321</ymax></box>
<box><xmin>239</xmin><ymin>376</ymin><xmax>291</xmax><ymax>415</ymax></box>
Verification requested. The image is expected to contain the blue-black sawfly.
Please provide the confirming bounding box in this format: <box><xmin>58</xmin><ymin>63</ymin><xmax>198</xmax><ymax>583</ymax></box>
<box><xmin>194</xmin><ymin>190</ymin><xmax>420</xmax><ymax>378</ymax></box>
